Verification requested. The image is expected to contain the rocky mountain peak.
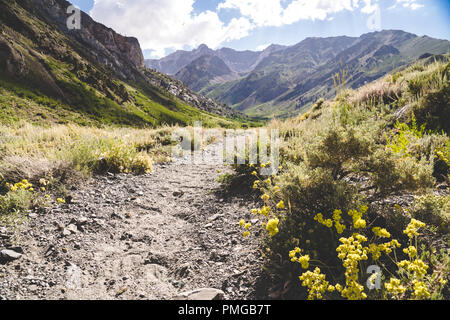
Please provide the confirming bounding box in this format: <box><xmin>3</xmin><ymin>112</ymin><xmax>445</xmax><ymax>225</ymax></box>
<box><xmin>28</xmin><ymin>0</ymin><xmax>145</xmax><ymax>79</ymax></box>
<box><xmin>197</xmin><ymin>44</ymin><xmax>210</xmax><ymax>51</ymax></box>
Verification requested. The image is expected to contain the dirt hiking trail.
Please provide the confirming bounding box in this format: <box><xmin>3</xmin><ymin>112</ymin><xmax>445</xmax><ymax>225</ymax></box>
<box><xmin>0</xmin><ymin>143</ymin><xmax>265</xmax><ymax>300</ymax></box>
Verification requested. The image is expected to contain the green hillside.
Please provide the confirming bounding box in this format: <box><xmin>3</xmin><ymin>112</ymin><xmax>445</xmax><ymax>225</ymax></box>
<box><xmin>0</xmin><ymin>0</ymin><xmax>248</xmax><ymax>128</ymax></box>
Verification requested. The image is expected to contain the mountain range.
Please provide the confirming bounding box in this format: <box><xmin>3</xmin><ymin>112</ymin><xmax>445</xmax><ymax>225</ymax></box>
<box><xmin>2</xmin><ymin>0</ymin><xmax>449</xmax><ymax>123</ymax></box>
<box><xmin>147</xmin><ymin>31</ymin><xmax>450</xmax><ymax>118</ymax></box>
<box><xmin>0</xmin><ymin>0</ymin><xmax>244</xmax><ymax>127</ymax></box>
<box><xmin>145</xmin><ymin>44</ymin><xmax>287</xmax><ymax>76</ymax></box>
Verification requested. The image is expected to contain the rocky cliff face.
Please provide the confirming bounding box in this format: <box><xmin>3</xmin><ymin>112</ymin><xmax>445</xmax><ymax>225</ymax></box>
<box><xmin>29</xmin><ymin>0</ymin><xmax>144</xmax><ymax>79</ymax></box>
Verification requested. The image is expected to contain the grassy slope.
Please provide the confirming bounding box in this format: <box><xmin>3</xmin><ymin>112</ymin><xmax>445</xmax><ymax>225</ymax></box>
<box><xmin>0</xmin><ymin>0</ymin><xmax>249</xmax><ymax>129</ymax></box>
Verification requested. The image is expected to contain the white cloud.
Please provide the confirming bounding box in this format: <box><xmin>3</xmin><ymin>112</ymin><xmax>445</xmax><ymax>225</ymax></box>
<box><xmin>390</xmin><ymin>0</ymin><xmax>424</xmax><ymax>10</ymax></box>
<box><xmin>89</xmin><ymin>0</ymin><xmax>424</xmax><ymax>59</ymax></box>
<box><xmin>256</xmin><ymin>43</ymin><xmax>271</xmax><ymax>51</ymax></box>
<box><xmin>90</xmin><ymin>0</ymin><xmax>254</xmax><ymax>58</ymax></box>
<box><xmin>217</xmin><ymin>0</ymin><xmax>382</xmax><ymax>27</ymax></box>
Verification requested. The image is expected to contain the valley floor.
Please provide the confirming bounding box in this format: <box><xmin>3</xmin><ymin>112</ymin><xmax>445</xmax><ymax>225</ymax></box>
<box><xmin>0</xmin><ymin>155</ymin><xmax>264</xmax><ymax>300</ymax></box>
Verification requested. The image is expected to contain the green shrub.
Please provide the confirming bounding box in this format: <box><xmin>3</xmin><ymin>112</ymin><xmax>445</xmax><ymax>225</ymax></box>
<box><xmin>232</xmin><ymin>59</ymin><xmax>449</xmax><ymax>300</ymax></box>
<box><xmin>68</xmin><ymin>137</ymin><xmax>153</xmax><ymax>175</ymax></box>
<box><xmin>311</xmin><ymin>98</ymin><xmax>325</xmax><ymax>112</ymax></box>
<box><xmin>0</xmin><ymin>179</ymin><xmax>35</xmax><ymax>225</ymax></box>
<box><xmin>413</xmin><ymin>83</ymin><xmax>450</xmax><ymax>134</ymax></box>
<box><xmin>409</xmin><ymin>194</ymin><xmax>449</xmax><ymax>234</ymax></box>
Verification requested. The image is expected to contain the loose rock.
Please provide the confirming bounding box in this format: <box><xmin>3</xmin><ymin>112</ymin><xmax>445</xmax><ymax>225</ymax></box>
<box><xmin>174</xmin><ymin>288</ymin><xmax>225</xmax><ymax>300</ymax></box>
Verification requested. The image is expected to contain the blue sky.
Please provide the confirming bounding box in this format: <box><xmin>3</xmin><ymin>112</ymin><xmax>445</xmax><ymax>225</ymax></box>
<box><xmin>70</xmin><ymin>0</ymin><xmax>450</xmax><ymax>58</ymax></box>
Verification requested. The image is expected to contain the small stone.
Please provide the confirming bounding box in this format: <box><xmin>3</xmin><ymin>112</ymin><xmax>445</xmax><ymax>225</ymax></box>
<box><xmin>174</xmin><ymin>288</ymin><xmax>225</xmax><ymax>300</ymax></box>
<box><xmin>29</xmin><ymin>285</ymin><xmax>38</xmax><ymax>292</ymax></box>
<box><xmin>116</xmin><ymin>287</ymin><xmax>128</xmax><ymax>297</ymax></box>
<box><xmin>173</xmin><ymin>191</ymin><xmax>184</xmax><ymax>197</ymax></box>
<box><xmin>62</xmin><ymin>248</ymin><xmax>68</xmax><ymax>253</ymax></box>
<box><xmin>0</xmin><ymin>233</ymin><xmax>10</xmax><ymax>240</ymax></box>
<box><xmin>66</xmin><ymin>224</ymin><xmax>78</xmax><ymax>234</ymax></box>
<box><xmin>7</xmin><ymin>246</ymin><xmax>23</xmax><ymax>254</ymax></box>
<box><xmin>208</xmin><ymin>214</ymin><xmax>223</xmax><ymax>222</ymax></box>
<box><xmin>74</xmin><ymin>217</ymin><xmax>88</xmax><ymax>226</ymax></box>
<box><xmin>0</xmin><ymin>249</ymin><xmax>23</xmax><ymax>262</ymax></box>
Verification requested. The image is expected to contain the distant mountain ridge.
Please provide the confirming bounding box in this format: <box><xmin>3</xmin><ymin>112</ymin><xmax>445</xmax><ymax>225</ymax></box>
<box><xmin>174</xmin><ymin>55</ymin><xmax>238</xmax><ymax>92</ymax></box>
<box><xmin>145</xmin><ymin>44</ymin><xmax>288</xmax><ymax>76</ymax></box>
<box><xmin>152</xmin><ymin>30</ymin><xmax>450</xmax><ymax>118</ymax></box>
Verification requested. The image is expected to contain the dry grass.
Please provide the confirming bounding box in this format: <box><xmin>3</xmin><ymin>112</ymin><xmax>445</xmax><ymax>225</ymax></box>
<box><xmin>0</xmin><ymin>122</ymin><xmax>178</xmax><ymax>187</ymax></box>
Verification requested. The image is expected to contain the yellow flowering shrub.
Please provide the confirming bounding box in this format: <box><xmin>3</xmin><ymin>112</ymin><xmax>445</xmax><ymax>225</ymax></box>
<box><xmin>228</xmin><ymin>65</ymin><xmax>449</xmax><ymax>299</ymax></box>
<box><xmin>234</xmin><ymin>155</ymin><xmax>447</xmax><ymax>300</ymax></box>
<box><xmin>238</xmin><ymin>174</ymin><xmax>442</xmax><ymax>300</ymax></box>
<box><xmin>286</xmin><ymin>211</ymin><xmax>438</xmax><ymax>300</ymax></box>
<box><xmin>1</xmin><ymin>179</ymin><xmax>35</xmax><ymax>222</ymax></box>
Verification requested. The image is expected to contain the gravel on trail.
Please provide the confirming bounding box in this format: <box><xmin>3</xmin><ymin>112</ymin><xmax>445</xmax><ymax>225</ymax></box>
<box><xmin>0</xmin><ymin>155</ymin><xmax>266</xmax><ymax>300</ymax></box>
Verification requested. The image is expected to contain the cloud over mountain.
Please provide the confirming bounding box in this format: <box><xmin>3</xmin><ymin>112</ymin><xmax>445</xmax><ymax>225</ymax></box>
<box><xmin>90</xmin><ymin>0</ymin><xmax>427</xmax><ymax>58</ymax></box>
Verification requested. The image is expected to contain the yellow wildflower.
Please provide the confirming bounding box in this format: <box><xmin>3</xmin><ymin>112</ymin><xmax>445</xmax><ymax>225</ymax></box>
<box><xmin>403</xmin><ymin>246</ymin><xmax>417</xmax><ymax>258</ymax></box>
<box><xmin>266</xmin><ymin>218</ymin><xmax>279</xmax><ymax>236</ymax></box>
<box><xmin>403</xmin><ymin>218</ymin><xmax>426</xmax><ymax>239</ymax></box>
<box><xmin>412</xmin><ymin>280</ymin><xmax>431</xmax><ymax>299</ymax></box>
<box><xmin>298</xmin><ymin>255</ymin><xmax>310</xmax><ymax>269</ymax></box>
<box><xmin>385</xmin><ymin>278</ymin><xmax>407</xmax><ymax>296</ymax></box>
<box><xmin>260</xmin><ymin>206</ymin><xmax>270</xmax><ymax>216</ymax></box>
<box><xmin>372</xmin><ymin>227</ymin><xmax>391</xmax><ymax>238</ymax></box>
<box><xmin>276</xmin><ymin>201</ymin><xmax>285</xmax><ymax>209</ymax></box>
<box><xmin>299</xmin><ymin>267</ymin><xmax>330</xmax><ymax>300</ymax></box>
